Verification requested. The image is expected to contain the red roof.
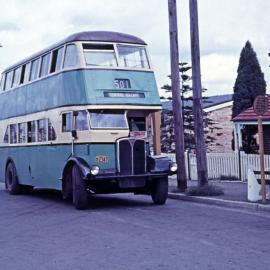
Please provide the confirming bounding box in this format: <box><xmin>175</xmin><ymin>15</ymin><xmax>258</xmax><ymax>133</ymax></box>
<box><xmin>232</xmin><ymin>96</ymin><xmax>270</xmax><ymax>122</ymax></box>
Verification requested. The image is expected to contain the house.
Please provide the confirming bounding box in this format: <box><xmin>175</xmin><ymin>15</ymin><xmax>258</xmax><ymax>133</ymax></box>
<box><xmin>161</xmin><ymin>94</ymin><xmax>234</xmax><ymax>153</ymax></box>
<box><xmin>232</xmin><ymin>95</ymin><xmax>270</xmax><ymax>154</ymax></box>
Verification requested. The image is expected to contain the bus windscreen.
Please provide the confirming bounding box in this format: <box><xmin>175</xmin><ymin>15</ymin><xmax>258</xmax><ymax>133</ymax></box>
<box><xmin>83</xmin><ymin>44</ymin><xmax>117</xmax><ymax>67</ymax></box>
<box><xmin>89</xmin><ymin>110</ymin><xmax>128</xmax><ymax>129</ymax></box>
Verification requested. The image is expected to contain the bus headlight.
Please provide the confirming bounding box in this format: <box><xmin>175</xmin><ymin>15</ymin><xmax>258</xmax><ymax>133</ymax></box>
<box><xmin>170</xmin><ymin>163</ymin><xmax>178</xmax><ymax>172</ymax></box>
<box><xmin>90</xmin><ymin>165</ymin><xmax>100</xmax><ymax>176</ymax></box>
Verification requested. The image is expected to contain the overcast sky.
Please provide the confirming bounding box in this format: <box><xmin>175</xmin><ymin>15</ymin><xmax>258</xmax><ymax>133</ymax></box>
<box><xmin>0</xmin><ymin>0</ymin><xmax>270</xmax><ymax>96</ymax></box>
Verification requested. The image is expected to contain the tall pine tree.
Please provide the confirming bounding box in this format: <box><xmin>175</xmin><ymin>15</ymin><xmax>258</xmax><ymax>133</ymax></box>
<box><xmin>232</xmin><ymin>41</ymin><xmax>267</xmax><ymax>153</ymax></box>
<box><xmin>232</xmin><ymin>41</ymin><xmax>266</xmax><ymax>118</ymax></box>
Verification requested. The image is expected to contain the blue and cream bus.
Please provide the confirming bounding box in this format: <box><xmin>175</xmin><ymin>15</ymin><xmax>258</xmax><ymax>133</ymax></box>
<box><xmin>0</xmin><ymin>31</ymin><xmax>177</xmax><ymax>209</ymax></box>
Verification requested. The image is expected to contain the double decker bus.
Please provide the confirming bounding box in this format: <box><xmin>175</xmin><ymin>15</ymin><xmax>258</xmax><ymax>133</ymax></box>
<box><xmin>0</xmin><ymin>31</ymin><xmax>177</xmax><ymax>209</ymax></box>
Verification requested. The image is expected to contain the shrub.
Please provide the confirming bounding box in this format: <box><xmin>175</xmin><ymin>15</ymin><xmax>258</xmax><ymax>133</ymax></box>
<box><xmin>186</xmin><ymin>185</ymin><xmax>224</xmax><ymax>196</ymax></box>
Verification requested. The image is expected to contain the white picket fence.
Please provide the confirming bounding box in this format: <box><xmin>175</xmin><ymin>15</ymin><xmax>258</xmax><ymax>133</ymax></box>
<box><xmin>166</xmin><ymin>152</ymin><xmax>270</xmax><ymax>181</ymax></box>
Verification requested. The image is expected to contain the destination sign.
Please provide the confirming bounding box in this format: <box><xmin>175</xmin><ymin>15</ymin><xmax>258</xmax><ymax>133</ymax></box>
<box><xmin>104</xmin><ymin>92</ymin><xmax>145</xmax><ymax>98</ymax></box>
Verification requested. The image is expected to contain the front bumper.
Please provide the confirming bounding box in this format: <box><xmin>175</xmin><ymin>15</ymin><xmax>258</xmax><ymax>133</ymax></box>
<box><xmin>86</xmin><ymin>172</ymin><xmax>169</xmax><ymax>181</ymax></box>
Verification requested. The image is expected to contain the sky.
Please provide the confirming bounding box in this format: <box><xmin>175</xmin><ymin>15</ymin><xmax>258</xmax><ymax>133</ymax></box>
<box><xmin>0</xmin><ymin>0</ymin><xmax>270</xmax><ymax>96</ymax></box>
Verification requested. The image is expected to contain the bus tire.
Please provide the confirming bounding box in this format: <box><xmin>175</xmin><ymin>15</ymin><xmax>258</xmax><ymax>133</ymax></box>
<box><xmin>5</xmin><ymin>162</ymin><xmax>22</xmax><ymax>195</ymax></box>
<box><xmin>151</xmin><ymin>177</ymin><xmax>168</xmax><ymax>205</ymax></box>
<box><xmin>72</xmin><ymin>164</ymin><xmax>88</xmax><ymax>210</ymax></box>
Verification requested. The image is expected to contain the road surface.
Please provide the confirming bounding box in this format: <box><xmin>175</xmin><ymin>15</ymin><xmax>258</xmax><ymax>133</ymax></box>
<box><xmin>0</xmin><ymin>183</ymin><xmax>269</xmax><ymax>270</ymax></box>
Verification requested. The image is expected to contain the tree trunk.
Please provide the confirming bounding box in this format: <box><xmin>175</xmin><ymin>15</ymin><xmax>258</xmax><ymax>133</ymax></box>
<box><xmin>189</xmin><ymin>0</ymin><xmax>208</xmax><ymax>186</ymax></box>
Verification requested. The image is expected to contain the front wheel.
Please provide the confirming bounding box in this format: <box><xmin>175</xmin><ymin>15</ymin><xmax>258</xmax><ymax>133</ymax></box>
<box><xmin>5</xmin><ymin>162</ymin><xmax>22</xmax><ymax>195</ymax></box>
<box><xmin>151</xmin><ymin>177</ymin><xmax>168</xmax><ymax>205</ymax></box>
<box><xmin>72</xmin><ymin>165</ymin><xmax>88</xmax><ymax>210</ymax></box>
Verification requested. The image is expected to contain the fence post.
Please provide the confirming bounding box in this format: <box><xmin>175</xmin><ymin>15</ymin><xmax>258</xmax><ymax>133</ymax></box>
<box><xmin>186</xmin><ymin>149</ymin><xmax>191</xmax><ymax>180</ymax></box>
<box><xmin>238</xmin><ymin>150</ymin><xmax>242</xmax><ymax>181</ymax></box>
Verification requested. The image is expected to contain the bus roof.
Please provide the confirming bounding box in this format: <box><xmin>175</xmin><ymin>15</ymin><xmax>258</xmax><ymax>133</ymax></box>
<box><xmin>3</xmin><ymin>31</ymin><xmax>147</xmax><ymax>72</ymax></box>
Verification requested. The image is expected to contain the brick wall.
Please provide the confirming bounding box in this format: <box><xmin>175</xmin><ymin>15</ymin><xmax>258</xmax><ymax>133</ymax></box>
<box><xmin>206</xmin><ymin>105</ymin><xmax>234</xmax><ymax>152</ymax></box>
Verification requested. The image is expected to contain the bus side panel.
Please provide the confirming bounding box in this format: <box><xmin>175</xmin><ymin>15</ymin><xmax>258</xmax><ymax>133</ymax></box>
<box><xmin>74</xmin><ymin>143</ymin><xmax>116</xmax><ymax>172</ymax></box>
<box><xmin>0</xmin><ymin>71</ymin><xmax>87</xmax><ymax>121</ymax></box>
<box><xmin>28</xmin><ymin>145</ymin><xmax>70</xmax><ymax>190</ymax></box>
<box><xmin>0</xmin><ymin>143</ymin><xmax>117</xmax><ymax>189</ymax></box>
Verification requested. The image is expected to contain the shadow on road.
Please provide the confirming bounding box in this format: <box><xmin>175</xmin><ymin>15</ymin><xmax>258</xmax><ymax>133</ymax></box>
<box><xmin>2</xmin><ymin>187</ymin><xmax>155</xmax><ymax>210</ymax></box>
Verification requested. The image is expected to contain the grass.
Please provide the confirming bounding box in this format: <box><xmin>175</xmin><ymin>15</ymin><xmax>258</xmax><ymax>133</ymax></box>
<box><xmin>186</xmin><ymin>184</ymin><xmax>224</xmax><ymax>197</ymax></box>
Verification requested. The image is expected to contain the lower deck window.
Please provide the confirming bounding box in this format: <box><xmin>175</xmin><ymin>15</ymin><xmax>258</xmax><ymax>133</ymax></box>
<box><xmin>62</xmin><ymin>112</ymin><xmax>72</xmax><ymax>132</ymax></box>
<box><xmin>62</xmin><ymin>110</ymin><xmax>89</xmax><ymax>132</ymax></box>
<box><xmin>89</xmin><ymin>110</ymin><xmax>128</xmax><ymax>129</ymax></box>
<box><xmin>37</xmin><ymin>119</ymin><xmax>47</xmax><ymax>142</ymax></box>
<box><xmin>18</xmin><ymin>123</ymin><xmax>27</xmax><ymax>143</ymax></box>
<box><xmin>27</xmin><ymin>121</ymin><xmax>36</xmax><ymax>143</ymax></box>
<box><xmin>10</xmin><ymin>124</ymin><xmax>17</xmax><ymax>144</ymax></box>
<box><xmin>4</xmin><ymin>126</ymin><xmax>9</xmax><ymax>143</ymax></box>
<box><xmin>74</xmin><ymin>110</ymin><xmax>88</xmax><ymax>131</ymax></box>
<box><xmin>48</xmin><ymin>120</ymin><xmax>56</xmax><ymax>140</ymax></box>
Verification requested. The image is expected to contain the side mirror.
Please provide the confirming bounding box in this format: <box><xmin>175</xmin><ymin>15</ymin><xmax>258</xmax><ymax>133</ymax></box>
<box><xmin>71</xmin><ymin>129</ymin><xmax>77</xmax><ymax>139</ymax></box>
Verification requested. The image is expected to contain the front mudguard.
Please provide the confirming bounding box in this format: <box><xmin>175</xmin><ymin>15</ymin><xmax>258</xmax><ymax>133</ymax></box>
<box><xmin>147</xmin><ymin>155</ymin><xmax>176</xmax><ymax>175</ymax></box>
<box><xmin>61</xmin><ymin>157</ymin><xmax>91</xmax><ymax>181</ymax></box>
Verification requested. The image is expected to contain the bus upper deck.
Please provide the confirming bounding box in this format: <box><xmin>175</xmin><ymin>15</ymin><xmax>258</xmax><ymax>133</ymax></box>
<box><xmin>0</xmin><ymin>31</ymin><xmax>161</xmax><ymax>120</ymax></box>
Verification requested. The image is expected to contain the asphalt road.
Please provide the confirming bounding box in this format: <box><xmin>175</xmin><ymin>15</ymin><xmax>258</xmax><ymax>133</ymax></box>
<box><xmin>0</xmin><ymin>183</ymin><xmax>270</xmax><ymax>270</ymax></box>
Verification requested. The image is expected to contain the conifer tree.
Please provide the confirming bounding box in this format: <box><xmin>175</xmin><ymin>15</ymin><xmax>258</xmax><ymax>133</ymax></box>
<box><xmin>232</xmin><ymin>41</ymin><xmax>266</xmax><ymax>153</ymax></box>
<box><xmin>232</xmin><ymin>41</ymin><xmax>266</xmax><ymax>118</ymax></box>
<box><xmin>160</xmin><ymin>62</ymin><xmax>217</xmax><ymax>153</ymax></box>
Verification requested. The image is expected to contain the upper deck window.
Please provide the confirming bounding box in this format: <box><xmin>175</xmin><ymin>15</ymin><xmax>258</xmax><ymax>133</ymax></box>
<box><xmin>50</xmin><ymin>46</ymin><xmax>64</xmax><ymax>73</ymax></box>
<box><xmin>22</xmin><ymin>62</ymin><xmax>31</xmax><ymax>84</ymax></box>
<box><xmin>40</xmin><ymin>53</ymin><xmax>51</xmax><ymax>77</ymax></box>
<box><xmin>30</xmin><ymin>58</ymin><xmax>40</xmax><ymax>81</ymax></box>
<box><xmin>12</xmin><ymin>66</ymin><xmax>21</xmax><ymax>88</ymax></box>
<box><xmin>83</xmin><ymin>44</ymin><xmax>117</xmax><ymax>67</ymax></box>
<box><xmin>89</xmin><ymin>110</ymin><xmax>128</xmax><ymax>129</ymax></box>
<box><xmin>63</xmin><ymin>44</ymin><xmax>78</xmax><ymax>68</ymax></box>
<box><xmin>0</xmin><ymin>74</ymin><xmax>4</xmax><ymax>91</ymax></box>
<box><xmin>117</xmin><ymin>45</ymin><xmax>149</xmax><ymax>69</ymax></box>
<box><xmin>4</xmin><ymin>70</ymin><xmax>13</xmax><ymax>90</ymax></box>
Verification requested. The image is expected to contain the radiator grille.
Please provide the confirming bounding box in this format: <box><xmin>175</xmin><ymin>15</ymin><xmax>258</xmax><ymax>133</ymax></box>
<box><xmin>118</xmin><ymin>139</ymin><xmax>146</xmax><ymax>175</ymax></box>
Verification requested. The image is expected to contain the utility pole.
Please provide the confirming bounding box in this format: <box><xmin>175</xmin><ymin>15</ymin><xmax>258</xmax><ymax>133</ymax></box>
<box><xmin>168</xmin><ymin>0</ymin><xmax>187</xmax><ymax>191</ymax></box>
<box><xmin>189</xmin><ymin>0</ymin><xmax>208</xmax><ymax>186</ymax></box>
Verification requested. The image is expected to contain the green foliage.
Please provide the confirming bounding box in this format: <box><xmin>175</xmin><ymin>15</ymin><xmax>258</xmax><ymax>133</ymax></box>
<box><xmin>160</xmin><ymin>62</ymin><xmax>219</xmax><ymax>153</ymax></box>
<box><xmin>232</xmin><ymin>41</ymin><xmax>266</xmax><ymax>153</ymax></box>
<box><xmin>232</xmin><ymin>41</ymin><xmax>266</xmax><ymax>118</ymax></box>
<box><xmin>186</xmin><ymin>184</ymin><xmax>224</xmax><ymax>196</ymax></box>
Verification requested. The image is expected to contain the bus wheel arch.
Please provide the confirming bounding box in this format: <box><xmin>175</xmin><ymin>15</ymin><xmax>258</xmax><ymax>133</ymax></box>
<box><xmin>62</xmin><ymin>158</ymin><xmax>90</xmax><ymax>209</ymax></box>
<box><xmin>62</xmin><ymin>161</ymin><xmax>75</xmax><ymax>200</ymax></box>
